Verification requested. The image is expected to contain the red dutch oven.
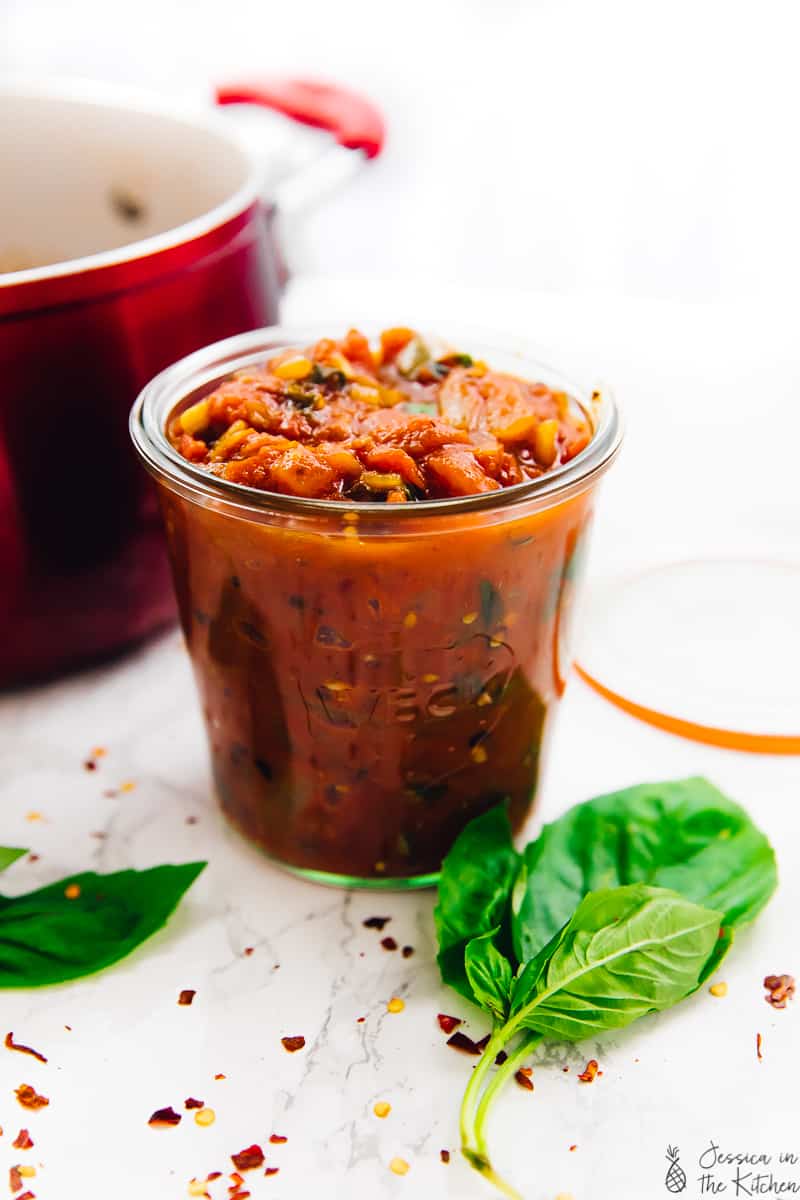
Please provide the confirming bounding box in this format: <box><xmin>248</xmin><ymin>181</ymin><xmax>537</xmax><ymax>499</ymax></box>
<box><xmin>0</xmin><ymin>78</ymin><xmax>384</xmax><ymax>685</ymax></box>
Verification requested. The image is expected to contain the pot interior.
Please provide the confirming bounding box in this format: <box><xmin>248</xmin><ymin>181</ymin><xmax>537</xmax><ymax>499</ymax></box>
<box><xmin>0</xmin><ymin>88</ymin><xmax>251</xmax><ymax>275</ymax></box>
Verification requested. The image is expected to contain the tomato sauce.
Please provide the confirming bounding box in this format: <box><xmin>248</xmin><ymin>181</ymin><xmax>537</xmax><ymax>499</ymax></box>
<box><xmin>159</xmin><ymin>329</ymin><xmax>598</xmax><ymax>882</ymax></box>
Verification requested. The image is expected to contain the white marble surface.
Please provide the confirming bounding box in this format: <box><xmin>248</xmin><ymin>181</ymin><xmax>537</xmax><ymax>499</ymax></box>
<box><xmin>2</xmin><ymin>284</ymin><xmax>800</xmax><ymax>1200</ymax></box>
<box><xmin>2</xmin><ymin>633</ymin><xmax>799</xmax><ymax>1200</ymax></box>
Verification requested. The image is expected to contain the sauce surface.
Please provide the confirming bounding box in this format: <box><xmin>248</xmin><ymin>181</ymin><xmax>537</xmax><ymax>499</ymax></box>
<box><xmin>168</xmin><ymin>328</ymin><xmax>592</xmax><ymax>502</ymax></box>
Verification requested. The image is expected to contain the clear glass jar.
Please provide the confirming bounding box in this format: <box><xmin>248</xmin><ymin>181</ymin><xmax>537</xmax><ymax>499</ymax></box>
<box><xmin>130</xmin><ymin>327</ymin><xmax>622</xmax><ymax>888</ymax></box>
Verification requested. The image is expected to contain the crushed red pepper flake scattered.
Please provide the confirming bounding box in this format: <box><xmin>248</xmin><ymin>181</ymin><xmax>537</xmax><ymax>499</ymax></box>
<box><xmin>229</xmin><ymin>1192</ymin><xmax>250</xmax><ymax>1199</ymax></box>
<box><xmin>569</xmin><ymin>1144</ymin><xmax>578</xmax><ymax>1152</ymax></box>
<box><xmin>148</xmin><ymin>1106</ymin><xmax>181</xmax><ymax>1128</ymax></box>
<box><xmin>356</xmin><ymin>1017</ymin><xmax>365</xmax><ymax>1024</ymax></box>
<box><xmin>207</xmin><ymin>1173</ymin><xmax>222</xmax><ymax>1181</ymax></box>
<box><xmin>281</xmin><ymin>1036</ymin><xmax>305</xmax><ymax>1053</ymax></box>
<box><xmin>178</xmin><ymin>989</ymin><xmax>196</xmax><ymax>1006</ymax></box>
<box><xmin>83</xmin><ymin>759</ymin><xmax>97</xmax><ymax>772</ymax></box>
<box><xmin>64</xmin><ymin>884</ymin><xmax>80</xmax><ymax>900</ymax></box>
<box><xmin>475</xmin><ymin>1033</ymin><xmax>491</xmax><ymax>1052</ymax></box>
<box><xmin>515</xmin><ymin>1067</ymin><xmax>534</xmax><ymax>1091</ymax></box>
<box><xmin>764</xmin><ymin>974</ymin><xmax>795</xmax><ymax>1008</ymax></box>
<box><xmin>184</xmin><ymin>1098</ymin><xmax>204</xmax><ymax>1110</ymax></box>
<box><xmin>231</xmin><ymin>1146</ymin><xmax>264</xmax><ymax>1172</ymax></box>
<box><xmin>5</xmin><ymin>1035</ymin><xmax>47</xmax><ymax>1065</ymax></box>
<box><xmin>27</xmin><ymin>855</ymin><xmax>39</xmax><ymax>864</ymax></box>
<box><xmin>577</xmin><ymin>1059</ymin><xmax>599</xmax><ymax>1084</ymax></box>
<box><xmin>214</xmin><ymin>1073</ymin><xmax>226</xmax><ymax>1080</ymax></box>
<box><xmin>264</xmin><ymin>1167</ymin><xmax>280</xmax><ymax>1178</ymax></box>
<box><xmin>757</xmin><ymin>1032</ymin><xmax>763</xmax><ymax>1061</ymax></box>
<box><xmin>446</xmin><ymin>1031</ymin><xmax>484</xmax><ymax>1056</ymax></box>
<box><xmin>363</xmin><ymin>916</ymin><xmax>391</xmax><ymax>930</ymax></box>
<box><xmin>243</xmin><ymin>947</ymin><xmax>254</xmax><ymax>956</ymax></box>
<box><xmin>401</xmin><ymin>945</ymin><xmax>414</xmax><ymax>958</ymax></box>
<box><xmin>440</xmin><ymin>1149</ymin><xmax>451</xmax><ymax>1164</ymax></box>
<box><xmin>436</xmin><ymin>1014</ymin><xmax>463</xmax><ymax>1035</ymax></box>
<box><xmin>268</xmin><ymin>1134</ymin><xmax>287</xmax><ymax>1145</ymax></box>
<box><xmin>14</xmin><ymin>1086</ymin><xmax>48</xmax><ymax>1111</ymax></box>
<box><xmin>495</xmin><ymin>1050</ymin><xmax>508</xmax><ymax>1066</ymax></box>
<box><xmin>11</xmin><ymin>1131</ymin><xmax>32</xmax><ymax>1151</ymax></box>
<box><xmin>9</xmin><ymin>1166</ymin><xmax>22</xmax><ymax>1194</ymax></box>
<box><xmin>381</xmin><ymin>936</ymin><xmax>398</xmax><ymax>951</ymax></box>
<box><xmin>17</xmin><ymin>1193</ymin><xmax>35</xmax><ymax>1200</ymax></box>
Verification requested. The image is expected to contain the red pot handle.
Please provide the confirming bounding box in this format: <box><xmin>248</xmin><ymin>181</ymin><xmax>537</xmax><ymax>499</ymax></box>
<box><xmin>215</xmin><ymin>79</ymin><xmax>385</xmax><ymax>159</ymax></box>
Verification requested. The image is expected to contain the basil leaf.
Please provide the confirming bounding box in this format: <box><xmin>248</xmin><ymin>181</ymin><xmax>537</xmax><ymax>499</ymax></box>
<box><xmin>0</xmin><ymin>861</ymin><xmax>206</xmax><ymax>987</ymax></box>
<box><xmin>435</xmin><ymin>806</ymin><xmax>520</xmax><ymax>1004</ymax></box>
<box><xmin>511</xmin><ymin>884</ymin><xmax>722</xmax><ymax>1041</ymax></box>
<box><xmin>511</xmin><ymin>778</ymin><xmax>776</xmax><ymax>963</ymax></box>
<box><xmin>479</xmin><ymin>579</ymin><xmax>503</xmax><ymax>630</ymax></box>
<box><xmin>0</xmin><ymin>847</ymin><xmax>28</xmax><ymax>874</ymax></box>
<box><xmin>464</xmin><ymin>929</ymin><xmax>514</xmax><ymax>1022</ymax></box>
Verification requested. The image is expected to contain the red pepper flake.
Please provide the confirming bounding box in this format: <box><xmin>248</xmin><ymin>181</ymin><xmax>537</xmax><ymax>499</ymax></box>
<box><xmin>229</xmin><ymin>1193</ymin><xmax>250</xmax><ymax>1200</ymax></box>
<box><xmin>578</xmin><ymin>1059</ymin><xmax>599</xmax><ymax>1084</ymax></box>
<box><xmin>214</xmin><ymin>1073</ymin><xmax>226</xmax><ymax>1080</ymax></box>
<box><xmin>243</xmin><ymin>947</ymin><xmax>254</xmax><ymax>956</ymax></box>
<box><xmin>11</xmin><ymin>1131</ymin><xmax>32</xmax><ymax>1150</ymax></box>
<box><xmin>269</xmin><ymin>1134</ymin><xmax>287</xmax><ymax>1145</ymax></box>
<box><xmin>9</xmin><ymin>1166</ymin><xmax>22</xmax><ymax>1194</ymax></box>
<box><xmin>381</xmin><ymin>936</ymin><xmax>398</xmax><ymax>951</ymax></box>
<box><xmin>475</xmin><ymin>1033</ymin><xmax>491</xmax><ymax>1052</ymax></box>
<box><xmin>14</xmin><ymin>1086</ymin><xmax>48</xmax><ymax>1111</ymax></box>
<box><xmin>184</xmin><ymin>1098</ymin><xmax>204</xmax><ymax>1109</ymax></box>
<box><xmin>515</xmin><ymin>1067</ymin><xmax>534</xmax><ymax>1091</ymax></box>
<box><xmin>757</xmin><ymin>1032</ymin><xmax>763</xmax><ymax>1061</ymax></box>
<box><xmin>562</xmin><ymin>1066</ymin><xmax>569</xmax><ymax>1072</ymax></box>
<box><xmin>207</xmin><ymin>1173</ymin><xmax>222</xmax><ymax>1182</ymax></box>
<box><xmin>436</xmin><ymin>1014</ymin><xmax>463</xmax><ymax>1035</ymax></box>
<box><xmin>495</xmin><ymin>1050</ymin><xmax>508</xmax><ymax>1066</ymax></box>
<box><xmin>356</xmin><ymin>1017</ymin><xmax>365</xmax><ymax>1023</ymax></box>
<box><xmin>569</xmin><ymin>1144</ymin><xmax>578</xmax><ymax>1152</ymax></box>
<box><xmin>231</xmin><ymin>1146</ymin><xmax>264</xmax><ymax>1172</ymax></box>
<box><xmin>84</xmin><ymin>759</ymin><xmax>97</xmax><ymax>771</ymax></box>
<box><xmin>229</xmin><ymin>1173</ymin><xmax>244</xmax><ymax>1187</ymax></box>
<box><xmin>402</xmin><ymin>945</ymin><xmax>414</xmax><ymax>958</ymax></box>
<box><xmin>186</xmin><ymin>816</ymin><xmax>198</xmax><ymax>825</ymax></box>
<box><xmin>17</xmin><ymin>1193</ymin><xmax>35</xmax><ymax>1200</ymax></box>
<box><xmin>446</xmin><ymin>1031</ymin><xmax>483</xmax><ymax>1056</ymax></box>
<box><xmin>363</xmin><ymin>916</ymin><xmax>391</xmax><ymax>930</ymax></box>
<box><xmin>5</xmin><ymin>1035</ymin><xmax>47</xmax><ymax>1065</ymax></box>
<box><xmin>27</xmin><ymin>855</ymin><xmax>39</xmax><ymax>864</ymax></box>
<box><xmin>440</xmin><ymin>1149</ymin><xmax>451</xmax><ymax>1164</ymax></box>
<box><xmin>764</xmin><ymin>974</ymin><xmax>795</xmax><ymax>1008</ymax></box>
<box><xmin>148</xmin><ymin>1106</ymin><xmax>181</xmax><ymax>1127</ymax></box>
<box><xmin>264</xmin><ymin>1167</ymin><xmax>280</xmax><ymax>1178</ymax></box>
<box><xmin>281</xmin><ymin>1036</ymin><xmax>305</xmax><ymax>1053</ymax></box>
<box><xmin>178</xmin><ymin>989</ymin><xmax>196</xmax><ymax>1006</ymax></box>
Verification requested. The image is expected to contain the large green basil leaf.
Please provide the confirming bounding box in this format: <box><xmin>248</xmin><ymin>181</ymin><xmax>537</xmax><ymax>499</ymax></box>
<box><xmin>511</xmin><ymin>884</ymin><xmax>722</xmax><ymax>1041</ymax></box>
<box><xmin>511</xmin><ymin>778</ymin><xmax>776</xmax><ymax>965</ymax></box>
<box><xmin>435</xmin><ymin>806</ymin><xmax>520</xmax><ymax>1004</ymax></box>
<box><xmin>0</xmin><ymin>847</ymin><xmax>28</xmax><ymax>874</ymax></box>
<box><xmin>0</xmin><ymin>861</ymin><xmax>206</xmax><ymax>987</ymax></box>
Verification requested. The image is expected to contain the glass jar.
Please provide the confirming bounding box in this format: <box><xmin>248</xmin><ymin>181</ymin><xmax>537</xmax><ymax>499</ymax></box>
<box><xmin>130</xmin><ymin>327</ymin><xmax>622</xmax><ymax>888</ymax></box>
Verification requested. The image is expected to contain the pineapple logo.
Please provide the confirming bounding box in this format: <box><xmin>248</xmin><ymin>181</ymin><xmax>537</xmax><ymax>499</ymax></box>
<box><xmin>664</xmin><ymin>1145</ymin><xmax>687</xmax><ymax>1193</ymax></box>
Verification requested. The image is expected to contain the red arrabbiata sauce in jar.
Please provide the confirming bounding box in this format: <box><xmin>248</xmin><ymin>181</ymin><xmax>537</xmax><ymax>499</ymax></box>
<box><xmin>133</xmin><ymin>326</ymin><xmax>620</xmax><ymax>886</ymax></box>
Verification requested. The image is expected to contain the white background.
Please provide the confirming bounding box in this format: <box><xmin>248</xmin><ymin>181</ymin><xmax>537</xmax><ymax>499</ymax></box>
<box><xmin>3</xmin><ymin>0</ymin><xmax>800</xmax><ymax>303</ymax></box>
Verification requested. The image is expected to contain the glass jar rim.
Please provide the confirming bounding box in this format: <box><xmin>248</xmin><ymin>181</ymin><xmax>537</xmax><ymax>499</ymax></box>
<box><xmin>130</xmin><ymin>323</ymin><xmax>623</xmax><ymax>520</ymax></box>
